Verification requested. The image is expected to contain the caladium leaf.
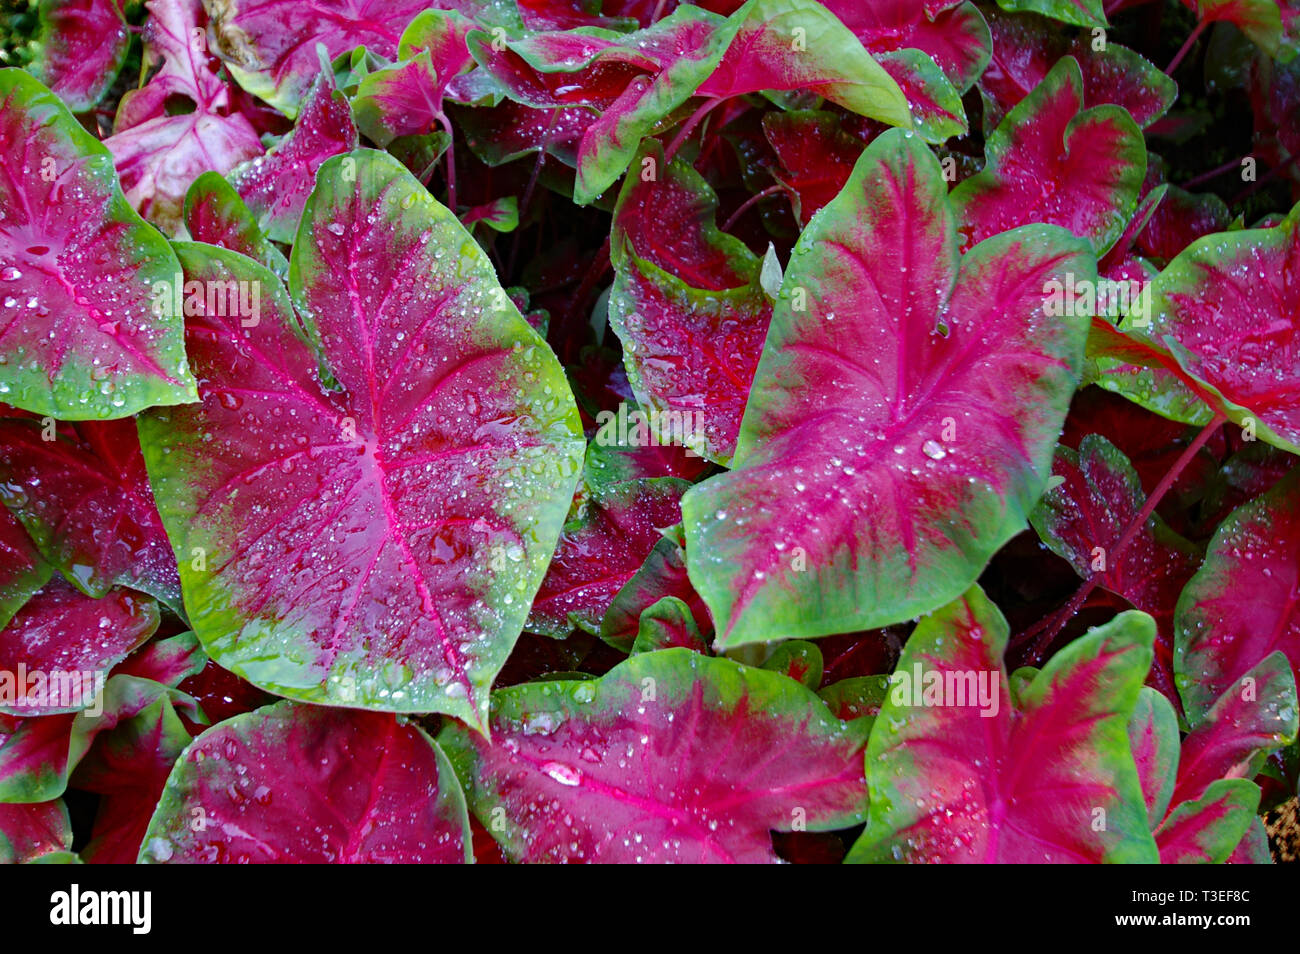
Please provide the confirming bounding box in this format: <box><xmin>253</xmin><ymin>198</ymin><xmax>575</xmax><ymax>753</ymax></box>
<box><xmin>847</xmin><ymin>588</ymin><xmax>1158</xmax><ymax>863</ymax></box>
<box><xmin>105</xmin><ymin>0</ymin><xmax>264</xmax><ymax>234</ymax></box>
<box><xmin>608</xmin><ymin>141</ymin><xmax>771</xmax><ymax>464</ymax></box>
<box><xmin>1172</xmin><ymin>652</ymin><xmax>1298</xmax><ymax>804</ymax></box>
<box><xmin>140</xmin><ymin>701</ymin><xmax>472</xmax><ymax>863</ymax></box>
<box><xmin>1192</xmin><ymin>0</ymin><xmax>1296</xmax><ymax>58</ymax></box>
<box><xmin>682</xmin><ymin>129</ymin><xmax>1092</xmax><ymax>647</ymax></box>
<box><xmin>182</xmin><ymin>172</ymin><xmax>289</xmax><ymax>280</ymax></box>
<box><xmin>979</xmin><ymin>9</ymin><xmax>1175</xmax><ymax>131</ymax></box>
<box><xmin>871</xmin><ymin>48</ymin><xmax>967</xmax><ymax>142</ymax></box>
<box><xmin>698</xmin><ymin>0</ymin><xmax>912</xmax><ymax>131</ymax></box>
<box><xmin>467</xmin><ymin>5</ymin><xmax>731</xmax><ymax>204</ymax></box>
<box><xmin>0</xmin><ymin>69</ymin><xmax>198</xmax><ymax>420</ymax></box>
<box><xmin>0</xmin><ymin>579</ymin><xmax>159</xmax><ymax>716</ymax></box>
<box><xmin>113</xmin><ymin>631</ymin><xmax>208</xmax><ymax>688</ymax></box>
<box><xmin>818</xmin><ymin>674</ymin><xmax>891</xmax><ymax>723</ymax></box>
<box><xmin>0</xmin><ymin>505</ymin><xmax>51</xmax><ymax>630</ymax></box>
<box><xmin>629</xmin><ymin>596</ymin><xmax>709</xmax><ymax>654</ymax></box>
<box><xmin>0</xmin><ymin>673</ymin><xmax>197</xmax><ymax>802</ymax></box>
<box><xmin>824</xmin><ymin>0</ymin><xmax>991</xmax><ymax>92</ymax></box>
<box><xmin>439</xmin><ymin>648</ymin><xmax>869</xmax><ymax>863</ymax></box>
<box><xmin>352</xmin><ymin>9</ymin><xmax>477</xmax><ymax>149</ymax></box>
<box><xmin>762</xmin><ymin>639</ymin><xmax>823</xmax><ymax>688</ymax></box>
<box><xmin>0</xmin><ymin>712</ymin><xmax>76</xmax><ymax>802</ymax></box>
<box><xmin>761</xmin><ymin>110</ymin><xmax>869</xmax><ymax>226</ymax></box>
<box><xmin>70</xmin><ymin>673</ymin><xmax>195</xmax><ymax>863</ymax></box>
<box><xmin>1105</xmin><ymin>207</ymin><xmax>1300</xmax><ymax>452</ymax></box>
<box><xmin>1126</xmin><ymin>686</ymin><xmax>1179</xmax><ymax>825</ymax></box>
<box><xmin>455</xmin><ymin>100</ymin><xmax>593</xmax><ymax>168</ymax></box>
<box><xmin>0</xmin><ymin>416</ymin><xmax>182</xmax><ymax>609</ymax></box>
<box><xmin>952</xmin><ymin>57</ymin><xmax>1146</xmax><ymax>256</ymax></box>
<box><xmin>1155</xmin><ymin>777</ymin><xmax>1260</xmax><ymax>863</ymax></box>
<box><xmin>528</xmin><ymin>476</ymin><xmax>687</xmax><ymax>637</ymax></box>
<box><xmin>1176</xmin><ymin>466</ymin><xmax>1300</xmax><ymax>726</ymax></box>
<box><xmin>1228</xmin><ymin>816</ymin><xmax>1272</xmax><ymax>863</ymax></box>
<box><xmin>1030</xmin><ymin>435</ymin><xmax>1200</xmax><ymax>697</ymax></box>
<box><xmin>994</xmin><ymin>0</ymin><xmax>1107</xmax><ymax>29</ymax></box>
<box><xmin>204</xmin><ymin>0</ymin><xmax>517</xmax><ymax>117</ymax></box>
<box><xmin>29</xmin><ymin>0</ymin><xmax>131</xmax><ymax>112</ymax></box>
<box><xmin>137</xmin><ymin>150</ymin><xmax>585</xmax><ymax>729</ymax></box>
<box><xmin>602</xmin><ymin>534</ymin><xmax>710</xmax><ymax>652</ymax></box>
<box><xmin>0</xmin><ymin>799</ymin><xmax>72</xmax><ymax>863</ymax></box>
<box><xmin>1135</xmin><ymin>183</ymin><xmax>1232</xmax><ymax>265</ymax></box>
<box><xmin>228</xmin><ymin>69</ymin><xmax>359</xmax><ymax>243</ymax></box>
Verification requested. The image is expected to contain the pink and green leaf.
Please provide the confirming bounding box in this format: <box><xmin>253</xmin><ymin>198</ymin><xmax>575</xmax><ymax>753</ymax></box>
<box><xmin>1109</xmin><ymin>208</ymin><xmax>1300</xmax><ymax>453</ymax></box>
<box><xmin>1175</xmin><ymin>467</ymin><xmax>1300</xmax><ymax>726</ymax></box>
<box><xmin>0</xmin><ymin>579</ymin><xmax>159</xmax><ymax>716</ymax></box>
<box><xmin>0</xmin><ymin>798</ymin><xmax>72</xmax><ymax>863</ymax></box>
<box><xmin>0</xmin><ymin>416</ymin><xmax>182</xmax><ymax>609</ymax></box>
<box><xmin>825</xmin><ymin>0</ymin><xmax>991</xmax><ymax>92</ymax></box>
<box><xmin>29</xmin><ymin>0</ymin><xmax>131</xmax><ymax>112</ymax></box>
<box><xmin>698</xmin><ymin>0</ymin><xmax>913</xmax><ymax>132</ymax></box>
<box><xmin>138</xmin><ymin>150</ymin><xmax>584</xmax><ymax>729</ymax></box>
<box><xmin>440</xmin><ymin>648</ymin><xmax>869</xmax><ymax>863</ymax></box>
<box><xmin>608</xmin><ymin>141</ymin><xmax>771</xmax><ymax>464</ymax></box>
<box><xmin>0</xmin><ymin>68</ymin><xmax>198</xmax><ymax>419</ymax></box>
<box><xmin>683</xmin><ymin>129</ymin><xmax>1092</xmax><ymax>647</ymax></box>
<box><xmin>1154</xmin><ymin>777</ymin><xmax>1260</xmax><ymax>864</ymax></box>
<box><xmin>0</xmin><ymin>505</ymin><xmax>52</xmax><ymax>630</ymax></box>
<box><xmin>848</xmin><ymin>588</ymin><xmax>1158</xmax><ymax>863</ymax></box>
<box><xmin>1030</xmin><ymin>435</ymin><xmax>1201</xmax><ymax>698</ymax></box>
<box><xmin>952</xmin><ymin>56</ymin><xmax>1146</xmax><ymax>256</ymax></box>
<box><xmin>182</xmin><ymin>171</ymin><xmax>289</xmax><ymax>280</ymax></box>
<box><xmin>204</xmin><ymin>0</ymin><xmax>517</xmax><ymax>117</ymax></box>
<box><xmin>228</xmin><ymin>69</ymin><xmax>359</xmax><ymax>243</ymax></box>
<box><xmin>527</xmin><ymin>476</ymin><xmax>688</xmax><ymax>637</ymax></box>
<box><xmin>105</xmin><ymin>0</ymin><xmax>264</xmax><ymax>234</ymax></box>
<box><xmin>979</xmin><ymin>9</ymin><xmax>1175</xmax><ymax>131</ymax></box>
<box><xmin>139</xmin><ymin>701</ymin><xmax>472</xmax><ymax>863</ymax></box>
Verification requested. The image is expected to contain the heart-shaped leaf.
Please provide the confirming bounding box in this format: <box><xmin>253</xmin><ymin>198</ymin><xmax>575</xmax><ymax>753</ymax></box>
<box><xmin>228</xmin><ymin>69</ymin><xmax>359</xmax><ymax>243</ymax></box>
<box><xmin>1106</xmin><ymin>207</ymin><xmax>1300</xmax><ymax>454</ymax></box>
<box><xmin>30</xmin><ymin>0</ymin><xmax>131</xmax><ymax>112</ymax></box>
<box><xmin>468</xmin><ymin>5</ymin><xmax>731</xmax><ymax>204</ymax></box>
<box><xmin>602</xmin><ymin>533</ymin><xmax>710</xmax><ymax>652</ymax></box>
<box><xmin>0</xmin><ymin>579</ymin><xmax>159</xmax><ymax>716</ymax></box>
<box><xmin>608</xmin><ymin>141</ymin><xmax>772</xmax><ymax>464</ymax></box>
<box><xmin>205</xmin><ymin>0</ymin><xmax>516</xmax><ymax>117</ymax></box>
<box><xmin>826</xmin><ymin>0</ymin><xmax>991</xmax><ymax>92</ymax></box>
<box><xmin>698</xmin><ymin>0</ymin><xmax>912</xmax><ymax>130</ymax></box>
<box><xmin>1030</xmin><ymin>434</ymin><xmax>1200</xmax><ymax>698</ymax></box>
<box><xmin>1155</xmin><ymin>777</ymin><xmax>1260</xmax><ymax>863</ymax></box>
<box><xmin>138</xmin><ymin>150</ymin><xmax>584</xmax><ymax>729</ymax></box>
<box><xmin>682</xmin><ymin>129</ymin><xmax>1092</xmax><ymax>647</ymax></box>
<box><xmin>183</xmin><ymin>171</ymin><xmax>289</xmax><ymax>280</ymax></box>
<box><xmin>979</xmin><ymin>9</ymin><xmax>1175</xmax><ymax>131</ymax></box>
<box><xmin>527</xmin><ymin>475</ymin><xmax>687</xmax><ymax>637</ymax></box>
<box><xmin>952</xmin><ymin>56</ymin><xmax>1146</xmax><ymax>256</ymax></box>
<box><xmin>139</xmin><ymin>701</ymin><xmax>471</xmax><ymax>863</ymax></box>
<box><xmin>440</xmin><ymin>648</ymin><xmax>868</xmax><ymax>862</ymax></box>
<box><xmin>1175</xmin><ymin>468</ymin><xmax>1300</xmax><ymax>724</ymax></box>
<box><xmin>0</xmin><ymin>416</ymin><xmax>182</xmax><ymax>609</ymax></box>
<box><xmin>352</xmin><ymin>9</ymin><xmax>477</xmax><ymax>149</ymax></box>
<box><xmin>105</xmin><ymin>0</ymin><xmax>264</xmax><ymax>234</ymax></box>
<box><xmin>0</xmin><ymin>69</ymin><xmax>198</xmax><ymax>419</ymax></box>
<box><xmin>847</xmin><ymin>588</ymin><xmax>1157</xmax><ymax>863</ymax></box>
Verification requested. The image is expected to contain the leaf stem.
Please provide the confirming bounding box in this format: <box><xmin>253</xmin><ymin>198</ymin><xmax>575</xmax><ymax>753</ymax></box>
<box><xmin>664</xmin><ymin>97</ymin><xmax>724</xmax><ymax>162</ymax></box>
<box><xmin>1181</xmin><ymin>154</ymin><xmax>1252</xmax><ymax>190</ymax></box>
<box><xmin>1164</xmin><ymin>19</ymin><xmax>1208</xmax><ymax>75</ymax></box>
<box><xmin>720</xmin><ymin>184</ymin><xmax>784</xmax><ymax>233</ymax></box>
<box><xmin>1022</xmin><ymin>412</ymin><xmax>1226</xmax><ymax>661</ymax></box>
